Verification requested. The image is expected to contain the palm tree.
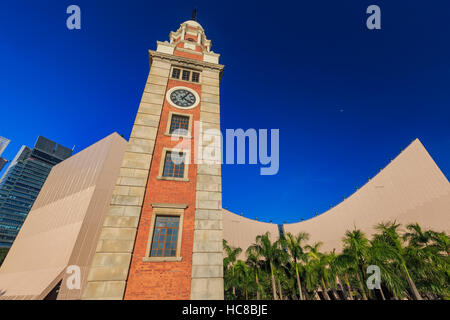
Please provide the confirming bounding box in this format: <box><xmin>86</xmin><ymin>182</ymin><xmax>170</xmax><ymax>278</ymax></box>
<box><xmin>235</xmin><ymin>260</ymin><xmax>254</xmax><ymax>300</ymax></box>
<box><xmin>327</xmin><ymin>250</ymin><xmax>351</xmax><ymax>300</ymax></box>
<box><xmin>222</xmin><ymin>222</ymin><xmax>448</xmax><ymax>300</ymax></box>
<box><xmin>341</xmin><ymin>229</ymin><xmax>371</xmax><ymax>300</ymax></box>
<box><xmin>368</xmin><ymin>240</ymin><xmax>402</xmax><ymax>299</ymax></box>
<box><xmin>404</xmin><ymin>223</ymin><xmax>433</xmax><ymax>248</ymax></box>
<box><xmin>374</xmin><ymin>221</ymin><xmax>422</xmax><ymax>300</ymax></box>
<box><xmin>403</xmin><ymin>224</ymin><xmax>449</xmax><ymax>299</ymax></box>
<box><xmin>323</xmin><ymin>251</ymin><xmax>341</xmax><ymax>300</ymax></box>
<box><xmin>282</xmin><ymin>232</ymin><xmax>309</xmax><ymax>300</ymax></box>
<box><xmin>223</xmin><ymin>239</ymin><xmax>242</xmax><ymax>299</ymax></box>
<box><xmin>332</xmin><ymin>252</ymin><xmax>355</xmax><ymax>300</ymax></box>
<box><xmin>248</xmin><ymin>232</ymin><xmax>283</xmax><ymax>300</ymax></box>
<box><xmin>303</xmin><ymin>252</ymin><xmax>319</xmax><ymax>299</ymax></box>
<box><xmin>428</xmin><ymin>231</ymin><xmax>449</xmax><ymax>255</ymax></box>
<box><xmin>246</xmin><ymin>247</ymin><xmax>263</xmax><ymax>300</ymax></box>
<box><xmin>305</xmin><ymin>242</ymin><xmax>333</xmax><ymax>300</ymax></box>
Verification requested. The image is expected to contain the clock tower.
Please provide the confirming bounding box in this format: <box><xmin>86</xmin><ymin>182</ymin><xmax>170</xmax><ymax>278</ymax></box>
<box><xmin>83</xmin><ymin>19</ymin><xmax>224</xmax><ymax>300</ymax></box>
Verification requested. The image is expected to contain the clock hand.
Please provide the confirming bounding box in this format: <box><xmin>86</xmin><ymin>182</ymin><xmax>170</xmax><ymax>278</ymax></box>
<box><xmin>182</xmin><ymin>92</ymin><xmax>190</xmax><ymax>101</ymax></box>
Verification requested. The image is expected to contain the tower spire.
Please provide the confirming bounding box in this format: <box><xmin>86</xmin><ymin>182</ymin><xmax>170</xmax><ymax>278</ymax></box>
<box><xmin>192</xmin><ymin>8</ymin><xmax>197</xmax><ymax>21</ymax></box>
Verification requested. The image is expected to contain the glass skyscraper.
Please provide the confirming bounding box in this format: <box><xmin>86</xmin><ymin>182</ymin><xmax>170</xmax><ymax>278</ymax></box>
<box><xmin>0</xmin><ymin>137</ymin><xmax>10</xmax><ymax>172</ymax></box>
<box><xmin>0</xmin><ymin>136</ymin><xmax>72</xmax><ymax>248</ymax></box>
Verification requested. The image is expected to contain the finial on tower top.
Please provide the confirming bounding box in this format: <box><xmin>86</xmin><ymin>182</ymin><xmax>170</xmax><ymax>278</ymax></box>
<box><xmin>192</xmin><ymin>9</ymin><xmax>197</xmax><ymax>21</ymax></box>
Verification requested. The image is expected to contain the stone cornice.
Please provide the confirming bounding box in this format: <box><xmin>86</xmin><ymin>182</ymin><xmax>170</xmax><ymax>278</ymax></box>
<box><xmin>177</xmin><ymin>46</ymin><xmax>203</xmax><ymax>56</ymax></box>
<box><xmin>151</xmin><ymin>203</ymin><xmax>188</xmax><ymax>209</ymax></box>
<box><xmin>149</xmin><ymin>50</ymin><xmax>225</xmax><ymax>72</ymax></box>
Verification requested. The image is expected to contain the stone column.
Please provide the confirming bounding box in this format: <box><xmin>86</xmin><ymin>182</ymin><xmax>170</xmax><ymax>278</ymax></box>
<box><xmin>190</xmin><ymin>68</ymin><xmax>224</xmax><ymax>300</ymax></box>
<box><xmin>82</xmin><ymin>57</ymin><xmax>171</xmax><ymax>300</ymax></box>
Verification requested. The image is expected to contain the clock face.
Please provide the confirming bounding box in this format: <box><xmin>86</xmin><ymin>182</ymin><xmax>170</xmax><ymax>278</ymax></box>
<box><xmin>170</xmin><ymin>89</ymin><xmax>197</xmax><ymax>108</ymax></box>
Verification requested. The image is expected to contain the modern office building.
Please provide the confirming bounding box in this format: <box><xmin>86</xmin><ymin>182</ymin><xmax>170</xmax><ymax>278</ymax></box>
<box><xmin>0</xmin><ymin>133</ymin><xmax>127</xmax><ymax>299</ymax></box>
<box><xmin>0</xmin><ymin>159</ymin><xmax>7</xmax><ymax>174</ymax></box>
<box><xmin>0</xmin><ymin>137</ymin><xmax>9</xmax><ymax>155</ymax></box>
<box><xmin>0</xmin><ymin>136</ymin><xmax>72</xmax><ymax>248</ymax></box>
<box><xmin>0</xmin><ymin>137</ymin><xmax>10</xmax><ymax>172</ymax></box>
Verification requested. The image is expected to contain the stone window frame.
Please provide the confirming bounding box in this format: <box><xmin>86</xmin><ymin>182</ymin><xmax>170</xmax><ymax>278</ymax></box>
<box><xmin>182</xmin><ymin>70</ymin><xmax>191</xmax><ymax>81</ymax></box>
<box><xmin>191</xmin><ymin>72</ymin><xmax>200</xmax><ymax>83</ymax></box>
<box><xmin>164</xmin><ymin>111</ymin><xmax>193</xmax><ymax>139</ymax></box>
<box><xmin>157</xmin><ymin>147</ymin><xmax>190</xmax><ymax>182</ymax></box>
<box><xmin>170</xmin><ymin>66</ymin><xmax>202</xmax><ymax>84</ymax></box>
<box><xmin>143</xmin><ymin>203</ymin><xmax>188</xmax><ymax>262</ymax></box>
<box><xmin>171</xmin><ymin>68</ymin><xmax>181</xmax><ymax>79</ymax></box>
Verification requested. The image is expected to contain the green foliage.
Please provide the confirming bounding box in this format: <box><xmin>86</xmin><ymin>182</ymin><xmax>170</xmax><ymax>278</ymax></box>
<box><xmin>223</xmin><ymin>221</ymin><xmax>449</xmax><ymax>300</ymax></box>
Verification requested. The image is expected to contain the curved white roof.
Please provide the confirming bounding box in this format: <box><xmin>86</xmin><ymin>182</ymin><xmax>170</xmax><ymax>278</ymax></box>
<box><xmin>183</xmin><ymin>20</ymin><xmax>203</xmax><ymax>29</ymax></box>
<box><xmin>223</xmin><ymin>139</ymin><xmax>450</xmax><ymax>253</ymax></box>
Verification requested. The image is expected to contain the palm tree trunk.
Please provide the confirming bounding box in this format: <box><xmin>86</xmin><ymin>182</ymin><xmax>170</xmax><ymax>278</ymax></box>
<box><xmin>331</xmin><ymin>288</ymin><xmax>340</xmax><ymax>300</ymax></box>
<box><xmin>402</xmin><ymin>265</ymin><xmax>422</xmax><ymax>300</ymax></box>
<box><xmin>232</xmin><ymin>267</ymin><xmax>236</xmax><ymax>297</ymax></box>
<box><xmin>277</xmin><ymin>278</ymin><xmax>283</xmax><ymax>300</ymax></box>
<box><xmin>271</xmin><ymin>274</ymin><xmax>277</xmax><ymax>300</ymax></box>
<box><xmin>379</xmin><ymin>286</ymin><xmax>386</xmax><ymax>300</ymax></box>
<box><xmin>245</xmin><ymin>289</ymin><xmax>248</xmax><ymax>300</ymax></box>
<box><xmin>337</xmin><ymin>277</ymin><xmax>348</xmax><ymax>300</ymax></box>
<box><xmin>344</xmin><ymin>274</ymin><xmax>354</xmax><ymax>300</ymax></box>
<box><xmin>355</xmin><ymin>272</ymin><xmax>368</xmax><ymax>300</ymax></box>
<box><xmin>295</xmin><ymin>265</ymin><xmax>304</xmax><ymax>300</ymax></box>
<box><xmin>303</xmin><ymin>284</ymin><xmax>310</xmax><ymax>300</ymax></box>
<box><xmin>255</xmin><ymin>273</ymin><xmax>260</xmax><ymax>300</ymax></box>
<box><xmin>270</xmin><ymin>262</ymin><xmax>278</xmax><ymax>300</ymax></box>
<box><xmin>313</xmin><ymin>290</ymin><xmax>320</xmax><ymax>300</ymax></box>
<box><xmin>320</xmin><ymin>278</ymin><xmax>331</xmax><ymax>300</ymax></box>
<box><xmin>368</xmin><ymin>288</ymin><xmax>375</xmax><ymax>300</ymax></box>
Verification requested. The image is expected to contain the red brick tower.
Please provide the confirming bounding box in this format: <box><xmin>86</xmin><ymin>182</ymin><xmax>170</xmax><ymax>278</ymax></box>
<box><xmin>83</xmin><ymin>19</ymin><xmax>224</xmax><ymax>300</ymax></box>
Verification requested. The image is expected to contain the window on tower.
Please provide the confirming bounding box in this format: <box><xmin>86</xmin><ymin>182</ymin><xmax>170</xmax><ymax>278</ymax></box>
<box><xmin>162</xmin><ymin>151</ymin><xmax>186</xmax><ymax>178</ymax></box>
<box><xmin>157</xmin><ymin>148</ymin><xmax>189</xmax><ymax>181</ymax></box>
<box><xmin>170</xmin><ymin>67</ymin><xmax>201</xmax><ymax>83</ymax></box>
<box><xmin>165</xmin><ymin>112</ymin><xmax>193</xmax><ymax>138</ymax></box>
<box><xmin>192</xmin><ymin>72</ymin><xmax>200</xmax><ymax>83</ymax></box>
<box><xmin>143</xmin><ymin>205</ymin><xmax>185</xmax><ymax>262</ymax></box>
<box><xmin>172</xmin><ymin>68</ymin><xmax>181</xmax><ymax>79</ymax></box>
<box><xmin>169</xmin><ymin>114</ymin><xmax>190</xmax><ymax>135</ymax></box>
<box><xmin>182</xmin><ymin>70</ymin><xmax>190</xmax><ymax>81</ymax></box>
<box><xmin>149</xmin><ymin>215</ymin><xmax>180</xmax><ymax>257</ymax></box>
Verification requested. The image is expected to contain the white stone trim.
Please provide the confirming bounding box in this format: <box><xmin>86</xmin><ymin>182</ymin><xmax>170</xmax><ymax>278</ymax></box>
<box><xmin>156</xmin><ymin>41</ymin><xmax>175</xmax><ymax>55</ymax></box>
<box><xmin>150</xmin><ymin>50</ymin><xmax>224</xmax><ymax>72</ymax></box>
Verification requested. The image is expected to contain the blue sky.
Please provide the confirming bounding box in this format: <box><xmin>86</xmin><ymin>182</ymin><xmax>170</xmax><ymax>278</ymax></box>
<box><xmin>1</xmin><ymin>1</ymin><xmax>449</xmax><ymax>224</ymax></box>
